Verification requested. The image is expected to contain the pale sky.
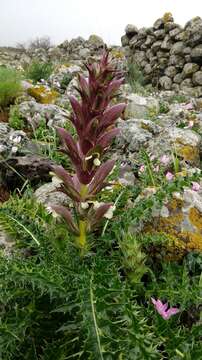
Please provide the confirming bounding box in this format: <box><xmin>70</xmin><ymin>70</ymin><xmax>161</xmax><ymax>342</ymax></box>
<box><xmin>0</xmin><ymin>0</ymin><xmax>201</xmax><ymax>46</ymax></box>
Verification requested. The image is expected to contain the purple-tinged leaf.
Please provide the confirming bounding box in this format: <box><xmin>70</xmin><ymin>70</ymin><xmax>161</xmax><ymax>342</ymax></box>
<box><xmin>97</xmin><ymin>128</ymin><xmax>120</xmax><ymax>149</ymax></box>
<box><xmin>88</xmin><ymin>159</ymin><xmax>115</xmax><ymax>195</ymax></box>
<box><xmin>52</xmin><ymin>165</ymin><xmax>81</xmax><ymax>201</ymax></box>
<box><xmin>51</xmin><ymin>205</ymin><xmax>79</xmax><ymax>234</ymax></box>
<box><xmin>90</xmin><ymin>203</ymin><xmax>113</xmax><ymax>228</ymax></box>
<box><xmin>69</xmin><ymin>95</ymin><xmax>83</xmax><ymax>127</ymax></box>
<box><xmin>78</xmin><ymin>74</ymin><xmax>90</xmax><ymax>97</ymax></box>
<box><xmin>79</xmin><ymin>138</ymin><xmax>94</xmax><ymax>155</ymax></box>
<box><xmin>105</xmin><ymin>78</ymin><xmax>124</xmax><ymax>97</ymax></box>
<box><xmin>76</xmin><ymin>167</ymin><xmax>95</xmax><ymax>185</ymax></box>
<box><xmin>56</xmin><ymin>127</ymin><xmax>81</xmax><ymax>166</ymax></box>
<box><xmin>99</xmin><ymin>103</ymin><xmax>126</xmax><ymax>132</ymax></box>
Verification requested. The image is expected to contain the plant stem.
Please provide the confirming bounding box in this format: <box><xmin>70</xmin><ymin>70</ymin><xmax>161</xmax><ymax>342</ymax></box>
<box><xmin>76</xmin><ymin>220</ymin><xmax>87</xmax><ymax>249</ymax></box>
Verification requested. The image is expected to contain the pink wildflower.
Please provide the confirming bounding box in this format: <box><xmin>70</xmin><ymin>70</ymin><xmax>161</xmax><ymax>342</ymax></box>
<box><xmin>187</xmin><ymin>120</ymin><xmax>194</xmax><ymax>128</ymax></box>
<box><xmin>183</xmin><ymin>102</ymin><xmax>193</xmax><ymax>111</ymax></box>
<box><xmin>192</xmin><ymin>181</ymin><xmax>200</xmax><ymax>192</ymax></box>
<box><xmin>151</xmin><ymin>298</ymin><xmax>180</xmax><ymax>320</ymax></box>
<box><xmin>166</xmin><ymin>171</ymin><xmax>174</xmax><ymax>181</ymax></box>
<box><xmin>139</xmin><ymin>165</ymin><xmax>145</xmax><ymax>173</ymax></box>
<box><xmin>160</xmin><ymin>154</ymin><xmax>170</xmax><ymax>166</ymax></box>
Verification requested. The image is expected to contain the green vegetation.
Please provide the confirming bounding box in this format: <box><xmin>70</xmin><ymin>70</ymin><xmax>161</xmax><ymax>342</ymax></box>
<box><xmin>60</xmin><ymin>73</ymin><xmax>73</xmax><ymax>91</ymax></box>
<box><xmin>9</xmin><ymin>105</ymin><xmax>25</xmax><ymax>130</ymax></box>
<box><xmin>127</xmin><ymin>62</ymin><xmax>153</xmax><ymax>95</ymax></box>
<box><xmin>0</xmin><ymin>67</ymin><xmax>22</xmax><ymax>110</ymax></box>
<box><xmin>0</xmin><ymin>168</ymin><xmax>201</xmax><ymax>359</ymax></box>
<box><xmin>168</xmin><ymin>94</ymin><xmax>188</xmax><ymax>104</ymax></box>
<box><xmin>0</xmin><ymin>55</ymin><xmax>201</xmax><ymax>359</ymax></box>
<box><xmin>25</xmin><ymin>61</ymin><xmax>53</xmax><ymax>83</ymax></box>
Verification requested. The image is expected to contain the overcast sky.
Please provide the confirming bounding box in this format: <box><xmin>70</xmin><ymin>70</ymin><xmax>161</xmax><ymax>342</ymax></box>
<box><xmin>0</xmin><ymin>0</ymin><xmax>201</xmax><ymax>46</ymax></box>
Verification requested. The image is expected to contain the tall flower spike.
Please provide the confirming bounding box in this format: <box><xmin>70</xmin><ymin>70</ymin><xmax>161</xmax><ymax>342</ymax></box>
<box><xmin>51</xmin><ymin>51</ymin><xmax>126</xmax><ymax>251</ymax></box>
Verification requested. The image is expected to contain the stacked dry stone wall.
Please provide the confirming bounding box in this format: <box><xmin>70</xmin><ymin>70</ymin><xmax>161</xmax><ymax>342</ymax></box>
<box><xmin>121</xmin><ymin>15</ymin><xmax>202</xmax><ymax>94</ymax></box>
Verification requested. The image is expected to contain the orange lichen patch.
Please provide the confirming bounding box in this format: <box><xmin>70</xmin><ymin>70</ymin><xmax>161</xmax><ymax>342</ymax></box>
<box><xmin>189</xmin><ymin>207</ymin><xmax>202</xmax><ymax>230</ymax></box>
<box><xmin>176</xmin><ymin>144</ymin><xmax>199</xmax><ymax>163</ymax></box>
<box><xmin>28</xmin><ymin>86</ymin><xmax>59</xmax><ymax>104</ymax></box>
<box><xmin>159</xmin><ymin>213</ymin><xmax>183</xmax><ymax>231</ymax></box>
<box><xmin>186</xmin><ymin>233</ymin><xmax>202</xmax><ymax>251</ymax></box>
<box><xmin>167</xmin><ymin>198</ymin><xmax>183</xmax><ymax>212</ymax></box>
<box><xmin>165</xmin><ymin>234</ymin><xmax>187</xmax><ymax>260</ymax></box>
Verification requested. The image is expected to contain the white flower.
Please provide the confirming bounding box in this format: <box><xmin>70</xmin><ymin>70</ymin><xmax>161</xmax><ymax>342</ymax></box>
<box><xmin>80</xmin><ymin>202</ymin><xmax>90</xmax><ymax>210</ymax></box>
<box><xmin>93</xmin><ymin>201</ymin><xmax>102</xmax><ymax>210</ymax></box>
<box><xmin>12</xmin><ymin>136</ymin><xmax>21</xmax><ymax>144</ymax></box>
<box><xmin>46</xmin><ymin>206</ymin><xmax>60</xmax><ymax>218</ymax></box>
<box><xmin>93</xmin><ymin>158</ymin><xmax>101</xmax><ymax>166</ymax></box>
<box><xmin>11</xmin><ymin>146</ymin><xmax>18</xmax><ymax>154</ymax></box>
<box><xmin>104</xmin><ymin>205</ymin><xmax>116</xmax><ymax>219</ymax></box>
<box><xmin>0</xmin><ymin>144</ymin><xmax>6</xmax><ymax>152</ymax></box>
<box><xmin>85</xmin><ymin>155</ymin><xmax>93</xmax><ymax>161</ymax></box>
<box><xmin>105</xmin><ymin>186</ymin><xmax>113</xmax><ymax>192</ymax></box>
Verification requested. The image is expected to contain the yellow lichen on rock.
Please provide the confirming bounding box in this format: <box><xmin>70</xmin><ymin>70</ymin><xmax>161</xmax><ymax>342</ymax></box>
<box><xmin>189</xmin><ymin>207</ymin><xmax>202</xmax><ymax>230</ymax></box>
<box><xmin>28</xmin><ymin>86</ymin><xmax>59</xmax><ymax>104</ymax></box>
<box><xmin>111</xmin><ymin>49</ymin><xmax>125</xmax><ymax>59</ymax></box>
<box><xmin>186</xmin><ymin>232</ymin><xmax>202</xmax><ymax>251</ymax></box>
<box><xmin>167</xmin><ymin>198</ymin><xmax>183</xmax><ymax>211</ymax></box>
<box><xmin>176</xmin><ymin>144</ymin><xmax>199</xmax><ymax>163</ymax></box>
<box><xmin>163</xmin><ymin>12</ymin><xmax>173</xmax><ymax>23</ymax></box>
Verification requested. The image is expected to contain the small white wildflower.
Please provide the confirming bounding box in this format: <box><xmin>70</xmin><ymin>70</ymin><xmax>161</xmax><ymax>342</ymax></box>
<box><xmin>104</xmin><ymin>205</ymin><xmax>116</xmax><ymax>219</ymax></box>
<box><xmin>80</xmin><ymin>202</ymin><xmax>90</xmax><ymax>210</ymax></box>
<box><xmin>0</xmin><ymin>144</ymin><xmax>6</xmax><ymax>152</ymax></box>
<box><xmin>85</xmin><ymin>155</ymin><xmax>93</xmax><ymax>161</ymax></box>
<box><xmin>52</xmin><ymin>176</ymin><xmax>63</xmax><ymax>185</ymax></box>
<box><xmin>46</xmin><ymin>206</ymin><xmax>59</xmax><ymax>218</ymax></box>
<box><xmin>109</xmin><ymin>165</ymin><xmax>116</xmax><ymax>176</ymax></box>
<box><xmin>105</xmin><ymin>186</ymin><xmax>113</xmax><ymax>192</ymax></box>
<box><xmin>13</xmin><ymin>136</ymin><xmax>21</xmax><ymax>144</ymax></box>
<box><xmin>93</xmin><ymin>201</ymin><xmax>103</xmax><ymax>210</ymax></box>
<box><xmin>11</xmin><ymin>146</ymin><xmax>18</xmax><ymax>154</ymax></box>
<box><xmin>93</xmin><ymin>158</ymin><xmax>101</xmax><ymax>167</ymax></box>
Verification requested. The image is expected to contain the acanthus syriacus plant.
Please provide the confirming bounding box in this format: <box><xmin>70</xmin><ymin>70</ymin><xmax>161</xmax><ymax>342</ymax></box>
<box><xmin>50</xmin><ymin>52</ymin><xmax>126</xmax><ymax>250</ymax></box>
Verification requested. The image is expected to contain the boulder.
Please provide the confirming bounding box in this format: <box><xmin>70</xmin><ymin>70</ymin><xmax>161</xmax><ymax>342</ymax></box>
<box><xmin>117</xmin><ymin>118</ymin><xmax>160</xmax><ymax>152</ymax></box>
<box><xmin>170</xmin><ymin>41</ymin><xmax>185</xmax><ymax>55</ymax></box>
<box><xmin>182</xmin><ymin>63</ymin><xmax>200</xmax><ymax>77</ymax></box>
<box><xmin>125</xmin><ymin>24</ymin><xmax>138</xmax><ymax>38</ymax></box>
<box><xmin>168</xmin><ymin>127</ymin><xmax>201</xmax><ymax>165</ymax></box>
<box><xmin>34</xmin><ymin>180</ymin><xmax>69</xmax><ymax>207</ymax></box>
<box><xmin>192</xmin><ymin>71</ymin><xmax>202</xmax><ymax>85</ymax></box>
<box><xmin>145</xmin><ymin>187</ymin><xmax>202</xmax><ymax>259</ymax></box>
<box><xmin>124</xmin><ymin>94</ymin><xmax>159</xmax><ymax>119</ymax></box>
<box><xmin>17</xmin><ymin>101</ymin><xmax>70</xmax><ymax>129</ymax></box>
<box><xmin>165</xmin><ymin>66</ymin><xmax>177</xmax><ymax>78</ymax></box>
<box><xmin>159</xmin><ymin>76</ymin><xmax>172</xmax><ymax>90</ymax></box>
<box><xmin>191</xmin><ymin>45</ymin><xmax>202</xmax><ymax>64</ymax></box>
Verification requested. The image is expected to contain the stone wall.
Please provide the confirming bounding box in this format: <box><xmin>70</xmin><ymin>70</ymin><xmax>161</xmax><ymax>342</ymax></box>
<box><xmin>0</xmin><ymin>35</ymin><xmax>108</xmax><ymax>68</ymax></box>
<box><xmin>121</xmin><ymin>14</ymin><xmax>202</xmax><ymax>94</ymax></box>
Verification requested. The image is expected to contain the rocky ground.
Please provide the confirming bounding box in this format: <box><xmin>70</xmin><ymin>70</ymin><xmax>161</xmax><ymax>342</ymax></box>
<box><xmin>1</xmin><ymin>37</ymin><xmax>202</xmax><ymax>254</ymax></box>
<box><xmin>0</xmin><ymin>21</ymin><xmax>202</xmax><ymax>359</ymax></box>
